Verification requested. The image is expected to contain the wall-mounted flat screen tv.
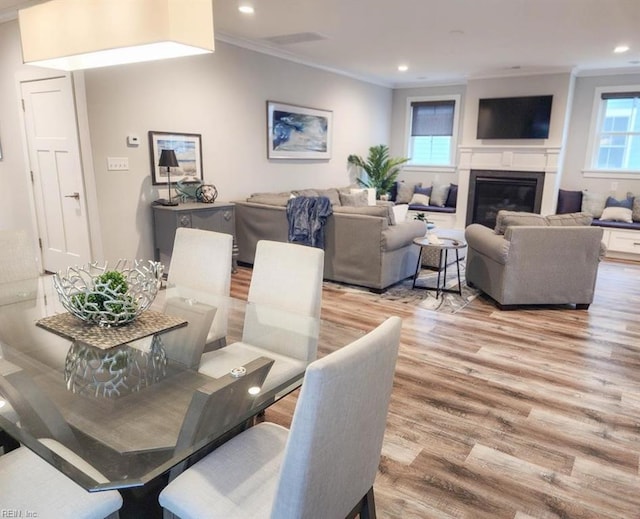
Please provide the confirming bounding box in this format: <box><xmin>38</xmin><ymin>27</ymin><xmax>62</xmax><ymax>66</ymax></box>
<box><xmin>477</xmin><ymin>95</ymin><xmax>553</xmax><ymax>139</ymax></box>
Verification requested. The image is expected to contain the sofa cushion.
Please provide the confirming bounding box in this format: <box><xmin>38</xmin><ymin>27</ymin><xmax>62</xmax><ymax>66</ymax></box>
<box><xmin>445</xmin><ymin>184</ymin><xmax>458</xmax><ymax>208</ymax></box>
<box><xmin>247</xmin><ymin>192</ymin><xmax>291</xmax><ymax>206</ymax></box>
<box><xmin>546</xmin><ymin>212</ymin><xmax>593</xmax><ymax>226</ymax></box>
<box><xmin>291</xmin><ymin>188</ymin><xmax>319</xmax><ymax>198</ymax></box>
<box><xmin>581</xmin><ymin>190</ymin><xmax>607</xmax><ymax>218</ymax></box>
<box><xmin>315</xmin><ymin>188</ymin><xmax>341</xmax><ymax>206</ymax></box>
<box><xmin>333</xmin><ymin>205</ymin><xmax>391</xmax><ymax>225</ymax></box>
<box><xmin>494</xmin><ymin>211</ymin><xmax>547</xmax><ymax>235</ymax></box>
<box><xmin>600</xmin><ymin>206</ymin><xmax>633</xmax><ymax>223</ymax></box>
<box><xmin>407</xmin><ymin>204</ymin><xmax>456</xmax><ymax>213</ymax></box>
<box><xmin>409</xmin><ymin>193</ymin><xmax>430</xmax><ymax>206</ymax></box>
<box><xmin>429</xmin><ymin>182</ymin><xmax>450</xmax><ymax>207</ymax></box>
<box><xmin>557</xmin><ymin>189</ymin><xmax>582</xmax><ymax>214</ymax></box>
<box><xmin>339</xmin><ymin>190</ymin><xmax>368</xmax><ymax>207</ymax></box>
<box><xmin>591</xmin><ymin>218</ymin><xmax>640</xmax><ymax>230</ymax></box>
<box><xmin>395</xmin><ymin>182</ymin><xmax>421</xmax><ymax>204</ymax></box>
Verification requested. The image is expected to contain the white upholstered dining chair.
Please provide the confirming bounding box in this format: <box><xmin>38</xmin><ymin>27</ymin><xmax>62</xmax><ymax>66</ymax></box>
<box><xmin>197</xmin><ymin>240</ymin><xmax>324</xmax><ymax>394</ymax></box>
<box><xmin>0</xmin><ymin>361</ymin><xmax>122</xmax><ymax>519</ymax></box>
<box><xmin>159</xmin><ymin>315</ymin><xmax>402</xmax><ymax>519</ymax></box>
<box><xmin>166</xmin><ymin>227</ymin><xmax>233</xmax><ymax>351</ymax></box>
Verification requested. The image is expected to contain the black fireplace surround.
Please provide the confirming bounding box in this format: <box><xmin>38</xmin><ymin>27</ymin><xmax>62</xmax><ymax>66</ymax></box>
<box><xmin>466</xmin><ymin>170</ymin><xmax>545</xmax><ymax>228</ymax></box>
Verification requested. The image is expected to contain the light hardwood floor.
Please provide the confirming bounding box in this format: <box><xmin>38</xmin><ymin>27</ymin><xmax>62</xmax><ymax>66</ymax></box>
<box><xmin>231</xmin><ymin>259</ymin><xmax>640</xmax><ymax>519</ymax></box>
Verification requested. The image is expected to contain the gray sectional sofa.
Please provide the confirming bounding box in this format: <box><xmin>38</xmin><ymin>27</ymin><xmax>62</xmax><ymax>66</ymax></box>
<box><xmin>234</xmin><ymin>187</ymin><xmax>427</xmax><ymax>291</ymax></box>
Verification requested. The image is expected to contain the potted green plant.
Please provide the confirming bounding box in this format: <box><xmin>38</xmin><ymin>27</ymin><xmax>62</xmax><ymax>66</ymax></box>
<box><xmin>347</xmin><ymin>144</ymin><xmax>409</xmax><ymax>199</ymax></box>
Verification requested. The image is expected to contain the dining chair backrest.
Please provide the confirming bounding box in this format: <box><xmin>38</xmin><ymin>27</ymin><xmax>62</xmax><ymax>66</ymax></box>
<box><xmin>247</xmin><ymin>240</ymin><xmax>324</xmax><ymax>319</ymax></box>
<box><xmin>270</xmin><ymin>316</ymin><xmax>402</xmax><ymax>518</ymax></box>
<box><xmin>167</xmin><ymin>228</ymin><xmax>233</xmax><ymax>349</ymax></box>
<box><xmin>167</xmin><ymin>228</ymin><xmax>232</xmax><ymax>295</ymax></box>
<box><xmin>243</xmin><ymin>240</ymin><xmax>324</xmax><ymax>362</ymax></box>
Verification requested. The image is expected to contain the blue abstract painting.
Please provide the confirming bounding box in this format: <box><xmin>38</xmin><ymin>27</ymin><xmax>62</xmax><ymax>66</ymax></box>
<box><xmin>268</xmin><ymin>102</ymin><xmax>332</xmax><ymax>159</ymax></box>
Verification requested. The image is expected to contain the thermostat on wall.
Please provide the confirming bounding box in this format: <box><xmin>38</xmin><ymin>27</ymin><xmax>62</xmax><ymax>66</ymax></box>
<box><xmin>126</xmin><ymin>135</ymin><xmax>140</xmax><ymax>146</ymax></box>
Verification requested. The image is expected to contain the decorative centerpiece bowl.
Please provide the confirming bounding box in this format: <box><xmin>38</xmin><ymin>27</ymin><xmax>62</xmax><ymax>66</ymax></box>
<box><xmin>53</xmin><ymin>259</ymin><xmax>164</xmax><ymax>327</ymax></box>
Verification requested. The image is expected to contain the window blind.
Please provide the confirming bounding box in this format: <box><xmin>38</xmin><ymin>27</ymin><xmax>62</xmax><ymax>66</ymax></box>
<box><xmin>411</xmin><ymin>100</ymin><xmax>455</xmax><ymax>136</ymax></box>
<box><xmin>601</xmin><ymin>92</ymin><xmax>640</xmax><ymax>100</ymax></box>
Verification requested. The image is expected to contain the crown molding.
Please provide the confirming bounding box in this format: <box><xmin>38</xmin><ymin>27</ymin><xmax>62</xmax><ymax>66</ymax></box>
<box><xmin>215</xmin><ymin>32</ymin><xmax>393</xmax><ymax>89</ymax></box>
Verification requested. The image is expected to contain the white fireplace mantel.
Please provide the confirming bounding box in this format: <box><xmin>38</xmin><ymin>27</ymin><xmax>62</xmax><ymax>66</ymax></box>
<box><xmin>455</xmin><ymin>144</ymin><xmax>562</xmax><ymax>228</ymax></box>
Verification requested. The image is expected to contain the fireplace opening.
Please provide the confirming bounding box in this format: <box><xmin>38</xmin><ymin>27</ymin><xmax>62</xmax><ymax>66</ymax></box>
<box><xmin>466</xmin><ymin>170</ymin><xmax>545</xmax><ymax>228</ymax></box>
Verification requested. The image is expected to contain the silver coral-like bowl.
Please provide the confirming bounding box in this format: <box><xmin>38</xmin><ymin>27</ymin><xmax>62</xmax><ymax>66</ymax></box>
<box><xmin>53</xmin><ymin>259</ymin><xmax>164</xmax><ymax>327</ymax></box>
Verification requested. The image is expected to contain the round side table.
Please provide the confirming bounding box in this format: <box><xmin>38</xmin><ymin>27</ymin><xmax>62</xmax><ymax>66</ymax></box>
<box><xmin>412</xmin><ymin>235</ymin><xmax>467</xmax><ymax>298</ymax></box>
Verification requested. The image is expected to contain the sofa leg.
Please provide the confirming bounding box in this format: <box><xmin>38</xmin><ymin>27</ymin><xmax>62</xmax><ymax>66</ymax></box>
<box><xmin>575</xmin><ymin>303</ymin><xmax>590</xmax><ymax>310</ymax></box>
<box><xmin>496</xmin><ymin>302</ymin><xmax>518</xmax><ymax>311</ymax></box>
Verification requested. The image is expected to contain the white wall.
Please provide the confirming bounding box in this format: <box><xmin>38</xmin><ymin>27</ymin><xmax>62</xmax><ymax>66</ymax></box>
<box><xmin>561</xmin><ymin>72</ymin><xmax>640</xmax><ymax>197</ymax></box>
<box><xmin>0</xmin><ymin>21</ymin><xmax>37</xmax><ymax>234</ymax></box>
<box><xmin>83</xmin><ymin>41</ymin><xmax>392</xmax><ymax>262</ymax></box>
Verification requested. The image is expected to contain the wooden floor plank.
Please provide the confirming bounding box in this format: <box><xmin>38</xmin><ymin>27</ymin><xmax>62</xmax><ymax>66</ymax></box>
<box><xmin>231</xmin><ymin>258</ymin><xmax>640</xmax><ymax>518</ymax></box>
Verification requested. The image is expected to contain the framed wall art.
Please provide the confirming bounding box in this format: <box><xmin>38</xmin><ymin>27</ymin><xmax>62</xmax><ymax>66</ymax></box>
<box><xmin>266</xmin><ymin>101</ymin><xmax>333</xmax><ymax>159</ymax></box>
<box><xmin>149</xmin><ymin>131</ymin><xmax>203</xmax><ymax>185</ymax></box>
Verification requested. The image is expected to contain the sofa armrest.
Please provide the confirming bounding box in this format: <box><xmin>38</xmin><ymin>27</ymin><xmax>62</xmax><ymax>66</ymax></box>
<box><xmin>382</xmin><ymin>221</ymin><xmax>426</xmax><ymax>252</ymax></box>
<box><xmin>464</xmin><ymin>224</ymin><xmax>510</xmax><ymax>265</ymax></box>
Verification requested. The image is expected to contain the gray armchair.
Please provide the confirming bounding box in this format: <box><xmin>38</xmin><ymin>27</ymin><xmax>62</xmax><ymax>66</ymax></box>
<box><xmin>465</xmin><ymin>223</ymin><xmax>604</xmax><ymax>309</ymax></box>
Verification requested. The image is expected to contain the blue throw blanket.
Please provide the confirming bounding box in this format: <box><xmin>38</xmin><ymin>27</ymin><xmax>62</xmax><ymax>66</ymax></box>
<box><xmin>286</xmin><ymin>196</ymin><xmax>333</xmax><ymax>248</ymax></box>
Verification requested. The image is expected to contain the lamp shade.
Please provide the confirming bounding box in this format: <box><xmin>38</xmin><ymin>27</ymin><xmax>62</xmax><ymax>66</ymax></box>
<box><xmin>158</xmin><ymin>149</ymin><xmax>179</xmax><ymax>168</ymax></box>
<box><xmin>18</xmin><ymin>0</ymin><xmax>214</xmax><ymax>71</ymax></box>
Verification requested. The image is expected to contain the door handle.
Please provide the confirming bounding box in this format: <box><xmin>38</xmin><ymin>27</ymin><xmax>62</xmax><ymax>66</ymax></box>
<box><xmin>65</xmin><ymin>192</ymin><xmax>80</xmax><ymax>200</ymax></box>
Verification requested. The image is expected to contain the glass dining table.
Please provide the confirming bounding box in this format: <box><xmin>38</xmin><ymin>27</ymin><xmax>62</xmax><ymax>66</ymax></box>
<box><xmin>0</xmin><ymin>275</ymin><xmax>363</xmax><ymax>502</ymax></box>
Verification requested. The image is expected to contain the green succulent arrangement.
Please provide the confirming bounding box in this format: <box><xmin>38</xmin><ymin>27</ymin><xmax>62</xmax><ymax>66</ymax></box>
<box><xmin>347</xmin><ymin>144</ymin><xmax>409</xmax><ymax>199</ymax></box>
<box><xmin>72</xmin><ymin>270</ymin><xmax>136</xmax><ymax>316</ymax></box>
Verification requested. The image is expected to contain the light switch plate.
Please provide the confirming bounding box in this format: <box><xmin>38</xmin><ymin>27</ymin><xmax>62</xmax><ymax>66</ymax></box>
<box><xmin>107</xmin><ymin>157</ymin><xmax>129</xmax><ymax>171</ymax></box>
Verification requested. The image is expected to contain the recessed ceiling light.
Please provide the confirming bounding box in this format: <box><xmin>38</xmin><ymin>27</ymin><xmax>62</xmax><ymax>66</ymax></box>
<box><xmin>614</xmin><ymin>45</ymin><xmax>630</xmax><ymax>53</ymax></box>
<box><xmin>238</xmin><ymin>4</ymin><xmax>255</xmax><ymax>14</ymax></box>
<box><xmin>398</xmin><ymin>65</ymin><xmax>408</xmax><ymax>72</ymax></box>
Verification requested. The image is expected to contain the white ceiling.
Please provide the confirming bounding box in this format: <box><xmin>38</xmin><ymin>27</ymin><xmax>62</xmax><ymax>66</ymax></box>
<box><xmin>3</xmin><ymin>0</ymin><xmax>640</xmax><ymax>87</ymax></box>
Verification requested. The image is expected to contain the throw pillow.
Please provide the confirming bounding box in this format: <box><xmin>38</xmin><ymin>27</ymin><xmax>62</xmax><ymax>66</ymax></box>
<box><xmin>409</xmin><ymin>193</ymin><xmax>430</xmax><ymax>206</ymax></box>
<box><xmin>581</xmin><ymin>190</ymin><xmax>607</xmax><ymax>218</ymax></box>
<box><xmin>494</xmin><ymin>210</ymin><xmax>548</xmax><ymax>235</ymax></box>
<box><xmin>292</xmin><ymin>188</ymin><xmax>319</xmax><ymax>198</ymax></box>
<box><xmin>395</xmin><ymin>182</ymin><xmax>422</xmax><ymax>204</ymax></box>
<box><xmin>605</xmin><ymin>194</ymin><xmax>634</xmax><ymax>209</ymax></box>
<box><xmin>414</xmin><ymin>185</ymin><xmax>432</xmax><ymax>197</ymax></box>
<box><xmin>350</xmin><ymin>188</ymin><xmax>376</xmax><ymax>206</ymax></box>
<box><xmin>600</xmin><ymin>206</ymin><xmax>633</xmax><ymax>223</ymax></box>
<box><xmin>633</xmin><ymin>196</ymin><xmax>640</xmax><ymax>222</ymax></box>
<box><xmin>375</xmin><ymin>201</ymin><xmax>397</xmax><ymax>225</ymax></box>
<box><xmin>546</xmin><ymin>212</ymin><xmax>593</xmax><ymax>226</ymax></box>
<box><xmin>389</xmin><ymin>182</ymin><xmax>399</xmax><ymax>202</ymax></box>
<box><xmin>556</xmin><ymin>189</ymin><xmax>582</xmax><ymax>214</ymax></box>
<box><xmin>445</xmin><ymin>184</ymin><xmax>458</xmax><ymax>208</ymax></box>
<box><xmin>339</xmin><ymin>190</ymin><xmax>368</xmax><ymax>207</ymax></box>
<box><xmin>315</xmin><ymin>188</ymin><xmax>341</xmax><ymax>206</ymax></box>
<box><xmin>430</xmin><ymin>182</ymin><xmax>450</xmax><ymax>207</ymax></box>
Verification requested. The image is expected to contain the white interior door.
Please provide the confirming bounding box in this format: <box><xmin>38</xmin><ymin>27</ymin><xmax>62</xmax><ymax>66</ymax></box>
<box><xmin>21</xmin><ymin>76</ymin><xmax>91</xmax><ymax>272</ymax></box>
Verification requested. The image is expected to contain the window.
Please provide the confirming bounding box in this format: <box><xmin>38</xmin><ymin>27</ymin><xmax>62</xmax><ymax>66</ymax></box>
<box><xmin>591</xmin><ymin>91</ymin><xmax>640</xmax><ymax>171</ymax></box>
<box><xmin>406</xmin><ymin>96</ymin><xmax>459</xmax><ymax>167</ymax></box>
